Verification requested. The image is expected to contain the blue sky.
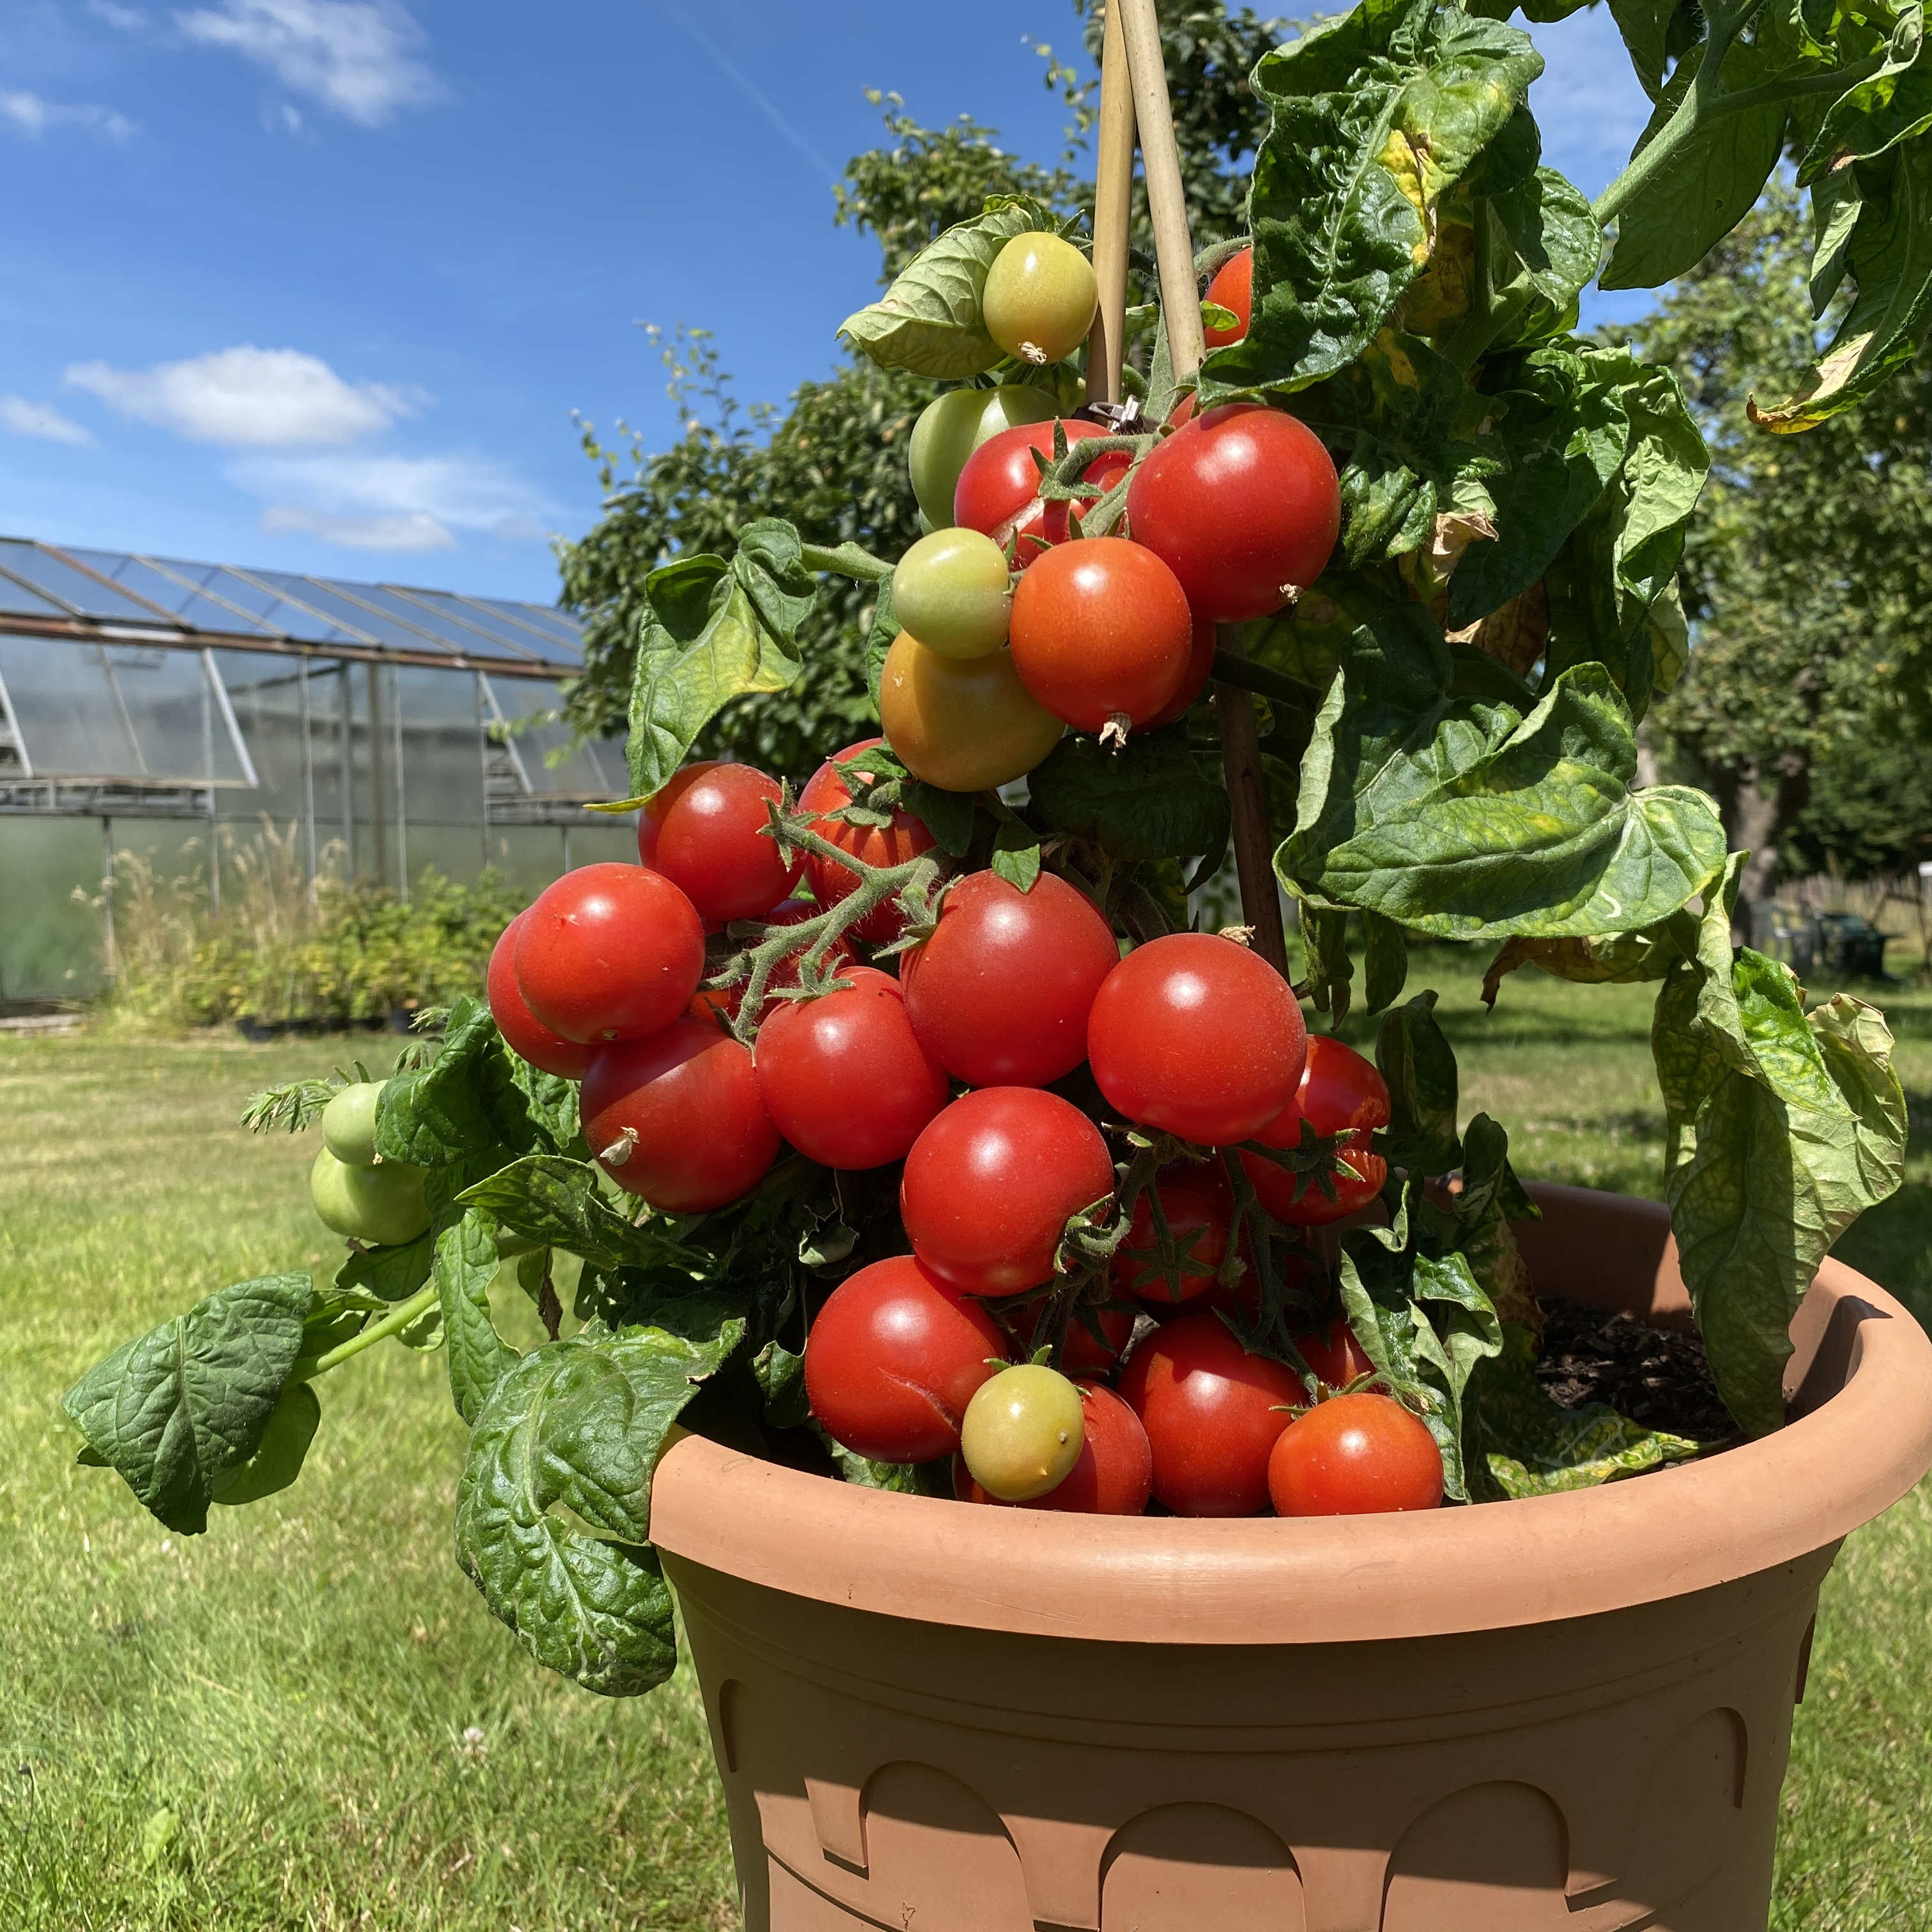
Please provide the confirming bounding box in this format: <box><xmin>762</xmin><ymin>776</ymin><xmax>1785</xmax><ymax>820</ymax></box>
<box><xmin>0</xmin><ymin>0</ymin><xmax>1657</xmax><ymax>604</ymax></box>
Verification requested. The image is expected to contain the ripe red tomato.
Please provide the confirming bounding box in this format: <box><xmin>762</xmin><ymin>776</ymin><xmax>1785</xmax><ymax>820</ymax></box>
<box><xmin>1126</xmin><ymin>404</ymin><xmax>1340</xmax><ymax>621</ymax></box>
<box><xmin>1087</xmin><ymin>933</ymin><xmax>1307</xmax><ymax>1146</ymax></box>
<box><xmin>1119</xmin><ymin>1312</ymin><xmax>1302</xmax><ymax>1516</ymax></box>
<box><xmin>753</xmin><ymin>966</ymin><xmax>948</xmax><ymax>1170</ymax></box>
<box><xmin>1008</xmin><ymin>537</ymin><xmax>1193</xmax><ymax>732</ymax></box>
<box><xmin>1293</xmin><ymin>1316</ymin><xmax>1374</xmax><ymax>1390</ymax></box>
<box><xmin>487</xmin><ymin>912</ymin><xmax>594</xmax><ymax>1078</ymax></box>
<box><xmin>1110</xmin><ymin>1162</ymin><xmax>1233</xmax><ymax>1306</ymax></box>
<box><xmin>901</xmin><ymin>870</ymin><xmax>1118</xmax><ymax>1087</ymax></box>
<box><xmin>1143</xmin><ymin>613</ymin><xmax>1218</xmax><ymax>730</ymax></box>
<box><xmin>1241</xmin><ymin>1034</ymin><xmax>1392</xmax><ymax>1225</ymax></box>
<box><xmin>514</xmin><ymin>863</ymin><xmax>705</xmax><ymax>1045</ymax></box>
<box><xmin>954</xmin><ymin>417</ymin><xmax>1114</xmax><ymax>566</ymax></box>
<box><xmin>954</xmin><ymin>1379</ymin><xmax>1153</xmax><ymax>1514</ymax></box>
<box><xmin>805</xmin><ymin>1255</ymin><xmax>1009</xmax><ymax>1464</ymax></box>
<box><xmin>581</xmin><ymin>1018</ymin><xmax>779</xmax><ymax>1211</ymax></box>
<box><xmin>638</xmin><ymin>760</ymin><xmax>800</xmax><ymax>924</ymax></box>
<box><xmin>1204</xmin><ymin>246</ymin><xmax>1254</xmax><ymax>348</ymax></box>
<box><xmin>900</xmin><ymin>1087</ymin><xmax>1116</xmax><ymax>1295</ymax></box>
<box><xmin>1268</xmin><ymin>1392</ymin><xmax>1444</xmax><ymax>1516</ymax></box>
<box><xmin>797</xmin><ymin>738</ymin><xmax>938</xmax><ymax>945</ymax></box>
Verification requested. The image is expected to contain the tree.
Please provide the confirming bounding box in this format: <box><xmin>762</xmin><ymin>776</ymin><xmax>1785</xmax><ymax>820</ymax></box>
<box><xmin>1626</xmin><ymin>180</ymin><xmax>1932</xmax><ymax>919</ymax></box>
<box><xmin>555</xmin><ymin>2</ymin><xmax>1287</xmax><ymax>778</ymax></box>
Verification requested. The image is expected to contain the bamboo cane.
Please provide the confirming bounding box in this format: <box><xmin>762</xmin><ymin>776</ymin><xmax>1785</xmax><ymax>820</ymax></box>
<box><xmin>1114</xmin><ymin>0</ymin><xmax>1289</xmax><ymax>975</ymax></box>
<box><xmin>1084</xmin><ymin>2</ymin><xmax>1137</xmax><ymax>406</ymax></box>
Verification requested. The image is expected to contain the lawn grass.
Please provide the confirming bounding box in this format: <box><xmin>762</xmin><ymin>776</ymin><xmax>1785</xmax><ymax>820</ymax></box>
<box><xmin>1</xmin><ymin>954</ymin><xmax>1928</xmax><ymax>1929</ymax></box>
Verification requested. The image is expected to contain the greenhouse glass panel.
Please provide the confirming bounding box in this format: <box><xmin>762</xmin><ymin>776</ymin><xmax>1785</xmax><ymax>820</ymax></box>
<box><xmin>213</xmin><ymin>651</ymin><xmax>308</xmax><ymax>823</ymax></box>
<box><xmin>464</xmin><ymin>597</ymin><xmax>582</xmax><ymax>653</ymax></box>
<box><xmin>199</xmin><ymin>566</ymin><xmax>375</xmax><ymax>645</ymax></box>
<box><xmin>248</xmin><ymin>574</ymin><xmax>459</xmax><ymax>654</ymax></box>
<box><xmin>485</xmin><ymin>677</ymin><xmax>612</xmax><ymax>798</ymax></box>
<box><xmin>0</xmin><ymin>541</ymin><xmax>171</xmax><ymax>623</ymax></box>
<box><xmin>395</xmin><ymin>665</ymin><xmax>487</xmax><ymax>829</ymax></box>
<box><xmin>69</xmin><ymin>551</ymin><xmax>281</xmax><ymax>638</ymax></box>
<box><xmin>353</xmin><ymin>586</ymin><xmax>538</xmax><ymax>660</ymax></box>
<box><xmin>0</xmin><ymin>571</ymin><xmax>76</xmax><ymax>620</ymax></box>
<box><xmin>392</xmin><ymin>589</ymin><xmax>554</xmax><ymax>657</ymax></box>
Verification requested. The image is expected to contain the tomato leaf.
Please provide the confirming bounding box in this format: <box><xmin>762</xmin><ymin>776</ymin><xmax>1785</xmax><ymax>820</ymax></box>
<box><xmin>1376</xmin><ymin>989</ymin><xmax>1462</xmax><ymax>1174</ymax></box>
<box><xmin>375</xmin><ymin>998</ymin><xmax>543</xmax><ymax>1170</ymax></box>
<box><xmin>1298</xmin><ymin>901</ymin><xmax>1354</xmax><ymax>1024</ymax></box>
<box><xmin>1027</xmin><ymin>728</ymin><xmax>1230</xmax><ymax>868</ymax></box>
<box><xmin>836</xmin><ymin>194</ymin><xmax>1062</xmax><ymax>378</ymax></box>
<box><xmin>434</xmin><ymin>1207</ymin><xmax>520</xmax><ymax>1426</ymax></box>
<box><xmin>1485</xmin><ymin>166</ymin><xmax>1603</xmax><ymax>349</ymax></box>
<box><xmin>458</xmin><ymin>1155</ymin><xmax>704</xmax><ymax>1277</ymax></box>
<box><xmin>1277</xmin><ymin>598</ymin><xmax>1726</xmax><ymax>939</ymax></box>
<box><xmin>903</xmin><ymin>779</ymin><xmax>977</xmax><ymax>857</ymax></box>
<box><xmin>334</xmin><ymin>1228</ymin><xmax>434</xmax><ymax>1303</ymax></box>
<box><xmin>62</xmin><ymin>1271</ymin><xmax>314</xmax><ymax>1536</ymax></box>
<box><xmin>990</xmin><ymin>816</ymin><xmax>1043</xmax><ymax>892</ymax></box>
<box><xmin>862</xmin><ymin>572</ymin><xmax>900</xmax><ymax>710</ymax></box>
<box><xmin>210</xmin><ymin>1383</ymin><xmax>323</xmax><ymax>1508</ymax></box>
<box><xmin>752</xmin><ymin>1340</ymin><xmax>809</xmax><ymax>1429</ymax></box>
<box><xmin>1361</xmin><ymin>910</ymin><xmax>1409</xmax><ymax>1015</ymax></box>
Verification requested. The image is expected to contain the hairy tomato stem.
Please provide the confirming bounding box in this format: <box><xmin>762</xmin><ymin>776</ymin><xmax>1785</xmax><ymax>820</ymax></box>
<box><xmin>289</xmin><ymin>1280</ymin><xmax>440</xmax><ymax>1384</ymax></box>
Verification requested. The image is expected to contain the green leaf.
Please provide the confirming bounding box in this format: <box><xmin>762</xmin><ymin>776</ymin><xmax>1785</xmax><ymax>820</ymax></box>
<box><xmin>991</xmin><ymin>816</ymin><xmax>1043</xmax><ymax>891</ymax></box>
<box><xmin>1606</xmin><ymin>0</ymin><xmax>1688</xmax><ymax>100</ymax></box>
<box><xmin>434</xmin><ymin>1208</ymin><xmax>519</xmax><ymax>1425</ymax></box>
<box><xmin>824</xmin><ymin>1443</ymin><xmax>954</xmax><ymax>1494</ymax></box>
<box><xmin>374</xmin><ymin>998</ymin><xmax>538</xmax><ymax>1169</ymax></box>
<box><xmin>459</xmin><ymin>1156</ymin><xmax>702</xmax><ymax>1275</ymax></box>
<box><xmin>1362</xmin><ymin>910</ymin><xmax>1409</xmax><ymax>1014</ymax></box>
<box><xmin>1209</xmin><ymin>0</ymin><xmax>1543</xmax><ymax>397</ymax></box>
<box><xmin>863</xmin><ymin>572</ymin><xmax>901</xmax><ymax>711</ymax></box>
<box><xmin>753</xmin><ymin>1340</ymin><xmax>809</xmax><ymax>1430</ymax></box>
<box><xmin>63</xmin><ymin>1272</ymin><xmax>313</xmax><ymax>1535</ymax></box>
<box><xmin>210</xmin><ymin>1382</ymin><xmax>322</xmax><ymax>1507</ymax></box>
<box><xmin>1027</xmin><ymin>728</ymin><xmax>1231</xmax><ymax>867</ymax></box>
<box><xmin>836</xmin><ymin>195</ymin><xmax>1061</xmax><ymax>377</ymax></box>
<box><xmin>1797</xmin><ymin>18</ymin><xmax>1932</xmax><ymax>183</ymax></box>
<box><xmin>1486</xmin><ymin>167</ymin><xmax>1603</xmax><ymax>349</ymax></box>
<box><xmin>334</xmin><ymin>1228</ymin><xmax>434</xmax><ymax>1303</ymax></box>
<box><xmin>903</xmin><ymin>779</ymin><xmax>977</xmax><ymax>856</ymax></box>
<box><xmin>1298</xmin><ymin>901</ymin><xmax>1355</xmax><ymax>1024</ymax></box>
<box><xmin>454</xmin><ymin>1310</ymin><xmax>745</xmax><ymax>1696</ymax></box>
<box><xmin>620</xmin><ymin>519</ymin><xmax>818</xmax><ymax>801</ymax></box>
<box><xmin>510</xmin><ymin>1059</ymin><xmax>582</xmax><ymax>1157</ymax></box>
<box><xmin>1473</xmin><ymin>1324</ymin><xmax>1701</xmax><ymax>1498</ymax></box>
<box><xmin>1376</xmin><ymin>990</ymin><xmax>1462</xmax><ymax>1173</ymax></box>
<box><xmin>1278</xmin><ymin>600</ymin><xmax>1726</xmax><ymax>939</ymax></box>
<box><xmin>1600</xmin><ymin>42</ymin><xmax>1791</xmax><ymax>291</ymax></box>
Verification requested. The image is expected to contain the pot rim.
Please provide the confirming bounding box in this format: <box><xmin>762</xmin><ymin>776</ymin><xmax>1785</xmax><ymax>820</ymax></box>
<box><xmin>648</xmin><ymin>1186</ymin><xmax>1932</xmax><ymax>1644</ymax></box>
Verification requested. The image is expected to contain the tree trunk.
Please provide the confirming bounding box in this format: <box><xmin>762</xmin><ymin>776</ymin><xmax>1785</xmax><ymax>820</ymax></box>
<box><xmin>1713</xmin><ymin>750</ymin><xmax>1813</xmax><ymax>946</ymax></box>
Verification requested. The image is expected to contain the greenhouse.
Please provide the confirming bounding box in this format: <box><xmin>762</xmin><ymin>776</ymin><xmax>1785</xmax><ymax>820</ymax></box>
<box><xmin>0</xmin><ymin>534</ymin><xmax>631</xmax><ymax>1003</ymax></box>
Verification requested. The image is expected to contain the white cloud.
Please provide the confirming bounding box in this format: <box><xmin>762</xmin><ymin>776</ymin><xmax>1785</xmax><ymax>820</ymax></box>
<box><xmin>261</xmin><ymin>504</ymin><xmax>454</xmax><ymax>551</ymax></box>
<box><xmin>88</xmin><ymin>1</ymin><xmax>150</xmax><ymax>29</ymax></box>
<box><xmin>1</xmin><ymin>395</ymin><xmax>95</xmax><ymax>445</ymax></box>
<box><xmin>64</xmin><ymin>346</ymin><xmax>420</xmax><ymax>448</ymax></box>
<box><xmin>0</xmin><ymin>91</ymin><xmax>137</xmax><ymax>141</ymax></box>
<box><xmin>174</xmin><ymin>0</ymin><xmax>441</xmax><ymax>127</ymax></box>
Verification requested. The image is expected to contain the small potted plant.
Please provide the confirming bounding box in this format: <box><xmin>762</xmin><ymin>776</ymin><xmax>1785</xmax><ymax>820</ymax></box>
<box><xmin>63</xmin><ymin>0</ymin><xmax>1932</xmax><ymax>1925</ymax></box>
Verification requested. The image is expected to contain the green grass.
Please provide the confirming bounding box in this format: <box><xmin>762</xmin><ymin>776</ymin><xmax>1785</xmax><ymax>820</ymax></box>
<box><xmin>1</xmin><ymin>957</ymin><xmax>1928</xmax><ymax>1928</ymax></box>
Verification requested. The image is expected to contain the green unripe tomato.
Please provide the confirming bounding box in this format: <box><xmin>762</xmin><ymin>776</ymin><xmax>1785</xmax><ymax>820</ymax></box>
<box><xmin>321</xmin><ymin>1081</ymin><xmax>385</xmax><ymax>1168</ymax></box>
<box><xmin>309</xmin><ymin>1146</ymin><xmax>431</xmax><ymax>1247</ymax></box>
<box><xmin>909</xmin><ymin>384</ymin><xmax>1057</xmax><ymax>528</ymax></box>
<box><xmin>211</xmin><ymin>1382</ymin><xmax>321</xmax><ymax>1506</ymax></box>
<box><xmin>960</xmin><ymin>1363</ymin><xmax>1087</xmax><ymax>1501</ymax></box>
<box><xmin>892</xmin><ymin>528</ymin><xmax>1013</xmax><ymax>660</ymax></box>
<box><xmin>983</xmin><ymin>234</ymin><xmax>1099</xmax><ymax>368</ymax></box>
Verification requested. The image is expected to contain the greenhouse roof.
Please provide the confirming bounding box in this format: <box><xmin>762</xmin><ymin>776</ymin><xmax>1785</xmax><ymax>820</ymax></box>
<box><xmin>0</xmin><ymin>535</ymin><xmax>583</xmax><ymax>681</ymax></box>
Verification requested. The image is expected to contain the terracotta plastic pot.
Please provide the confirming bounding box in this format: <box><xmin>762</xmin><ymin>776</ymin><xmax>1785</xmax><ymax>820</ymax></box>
<box><xmin>650</xmin><ymin>1184</ymin><xmax>1932</xmax><ymax>1931</ymax></box>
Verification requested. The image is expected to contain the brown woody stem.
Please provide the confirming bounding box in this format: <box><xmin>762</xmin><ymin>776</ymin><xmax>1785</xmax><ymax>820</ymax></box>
<box><xmin>1213</xmin><ymin>625</ymin><xmax>1289</xmax><ymax>976</ymax></box>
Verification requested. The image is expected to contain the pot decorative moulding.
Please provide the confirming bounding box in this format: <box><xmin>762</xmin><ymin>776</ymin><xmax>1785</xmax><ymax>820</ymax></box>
<box><xmin>648</xmin><ymin>1186</ymin><xmax>1932</xmax><ymax>1932</ymax></box>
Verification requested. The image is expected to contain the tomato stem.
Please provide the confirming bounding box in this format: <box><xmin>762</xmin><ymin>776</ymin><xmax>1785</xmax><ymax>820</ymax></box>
<box><xmin>288</xmin><ymin>1282</ymin><xmax>440</xmax><ymax>1384</ymax></box>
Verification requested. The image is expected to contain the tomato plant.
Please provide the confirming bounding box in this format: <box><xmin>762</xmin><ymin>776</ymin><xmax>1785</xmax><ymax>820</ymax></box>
<box><xmin>805</xmin><ymin>1255</ymin><xmax>1009</xmax><ymax>1464</ymax></box>
<box><xmin>309</xmin><ymin>1146</ymin><xmax>429</xmax><ymax>1247</ymax></box>
<box><xmin>900</xmin><ymin>1086</ymin><xmax>1116</xmax><ymax>1294</ymax></box>
<box><xmin>1119</xmin><ymin>1312</ymin><xmax>1302</xmax><ymax>1517</ymax></box>
<box><xmin>955</xmin><ymin>1379</ymin><xmax>1152</xmax><ymax>1515</ymax></box>
<box><xmin>1087</xmin><ymin>934</ymin><xmax>1307</xmax><ymax>1145</ymax></box>
<box><xmin>953</xmin><ymin>417</ymin><xmax>1114</xmax><ymax>564</ymax></box>
<box><xmin>1268</xmin><ymin>1393</ymin><xmax>1444</xmax><ymax>1516</ymax></box>
<box><xmin>639</xmin><ymin>760</ymin><xmax>800</xmax><ymax>924</ymax></box>
<box><xmin>1241</xmin><ymin>1035</ymin><xmax>1392</xmax><ymax>1225</ymax></box>
<box><xmin>901</xmin><ymin>870</ymin><xmax>1118</xmax><ymax>1087</ymax></box>
<box><xmin>754</xmin><ymin>966</ymin><xmax>948</xmax><ymax>1170</ymax></box>
<box><xmin>486</xmin><ymin>912</ymin><xmax>598</xmax><ymax>1078</ymax></box>
<box><xmin>1125</xmin><ymin>403</ymin><xmax>1340</xmax><ymax>621</ymax></box>
<box><xmin>798</xmin><ymin>737</ymin><xmax>938</xmax><ymax>943</ymax></box>
<box><xmin>581</xmin><ymin>1016</ymin><xmax>780</xmax><ymax>1211</ymax></box>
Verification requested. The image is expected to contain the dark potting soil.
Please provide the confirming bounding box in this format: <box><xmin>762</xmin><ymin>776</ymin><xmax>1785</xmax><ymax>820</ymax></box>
<box><xmin>1534</xmin><ymin>1298</ymin><xmax>1741</xmax><ymax>1448</ymax></box>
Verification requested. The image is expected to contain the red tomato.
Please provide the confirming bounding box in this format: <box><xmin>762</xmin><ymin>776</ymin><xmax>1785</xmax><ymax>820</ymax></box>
<box><xmin>581</xmin><ymin>1018</ymin><xmax>779</xmax><ymax>1211</ymax></box>
<box><xmin>1204</xmin><ymin>246</ymin><xmax>1254</xmax><ymax>348</ymax></box>
<box><xmin>513</xmin><ymin>863</ymin><xmax>705</xmax><ymax>1045</ymax></box>
<box><xmin>805</xmin><ymin>1255</ymin><xmax>1009</xmax><ymax>1463</ymax></box>
<box><xmin>1268</xmin><ymin>1392</ymin><xmax>1444</xmax><ymax>1516</ymax></box>
<box><xmin>797</xmin><ymin>737</ymin><xmax>939</xmax><ymax>945</ymax></box>
<box><xmin>900</xmin><ymin>1087</ymin><xmax>1116</xmax><ymax>1295</ymax></box>
<box><xmin>954</xmin><ymin>417</ymin><xmax>1114</xmax><ymax>567</ymax></box>
<box><xmin>1119</xmin><ymin>1312</ymin><xmax>1302</xmax><ymax>1516</ymax></box>
<box><xmin>487</xmin><ymin>912</ymin><xmax>594</xmax><ymax>1079</ymax></box>
<box><xmin>1241</xmin><ymin>1035</ymin><xmax>1392</xmax><ymax>1225</ymax></box>
<box><xmin>1293</xmin><ymin>1316</ymin><xmax>1374</xmax><ymax>1390</ymax></box>
<box><xmin>638</xmin><ymin>760</ymin><xmax>801</xmax><ymax>923</ymax></box>
<box><xmin>1087</xmin><ymin>933</ymin><xmax>1307</xmax><ymax>1146</ymax></box>
<box><xmin>901</xmin><ymin>870</ymin><xmax>1119</xmax><ymax>1087</ymax></box>
<box><xmin>753</xmin><ymin>967</ymin><xmax>948</xmax><ymax>1170</ymax></box>
<box><xmin>1110</xmin><ymin>1162</ymin><xmax>1233</xmax><ymax>1306</ymax></box>
<box><xmin>1143</xmin><ymin>613</ymin><xmax>1218</xmax><ymax>730</ymax></box>
<box><xmin>1008</xmin><ymin>537</ymin><xmax>1193</xmax><ymax>732</ymax></box>
<box><xmin>954</xmin><ymin>1380</ymin><xmax>1152</xmax><ymax>1514</ymax></box>
<box><xmin>1126</xmin><ymin>403</ymin><xmax>1340</xmax><ymax>622</ymax></box>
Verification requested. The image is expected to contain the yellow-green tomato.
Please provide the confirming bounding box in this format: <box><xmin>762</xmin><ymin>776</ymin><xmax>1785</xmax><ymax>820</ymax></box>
<box><xmin>962</xmin><ymin>1363</ymin><xmax>1087</xmax><ymax>1501</ymax></box>
<box><xmin>983</xmin><ymin>234</ymin><xmax>1099</xmax><ymax>367</ymax></box>
<box><xmin>309</xmin><ymin>1146</ymin><xmax>431</xmax><ymax>1247</ymax></box>
<box><xmin>320</xmin><ymin>1080</ymin><xmax>385</xmax><ymax>1168</ymax></box>
<box><xmin>909</xmin><ymin>384</ymin><xmax>1057</xmax><ymax>528</ymax></box>
<box><xmin>893</xmin><ymin>528</ymin><xmax>1012</xmax><ymax>661</ymax></box>
<box><xmin>879</xmin><ymin>631</ymin><xmax>1064</xmax><ymax>793</ymax></box>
